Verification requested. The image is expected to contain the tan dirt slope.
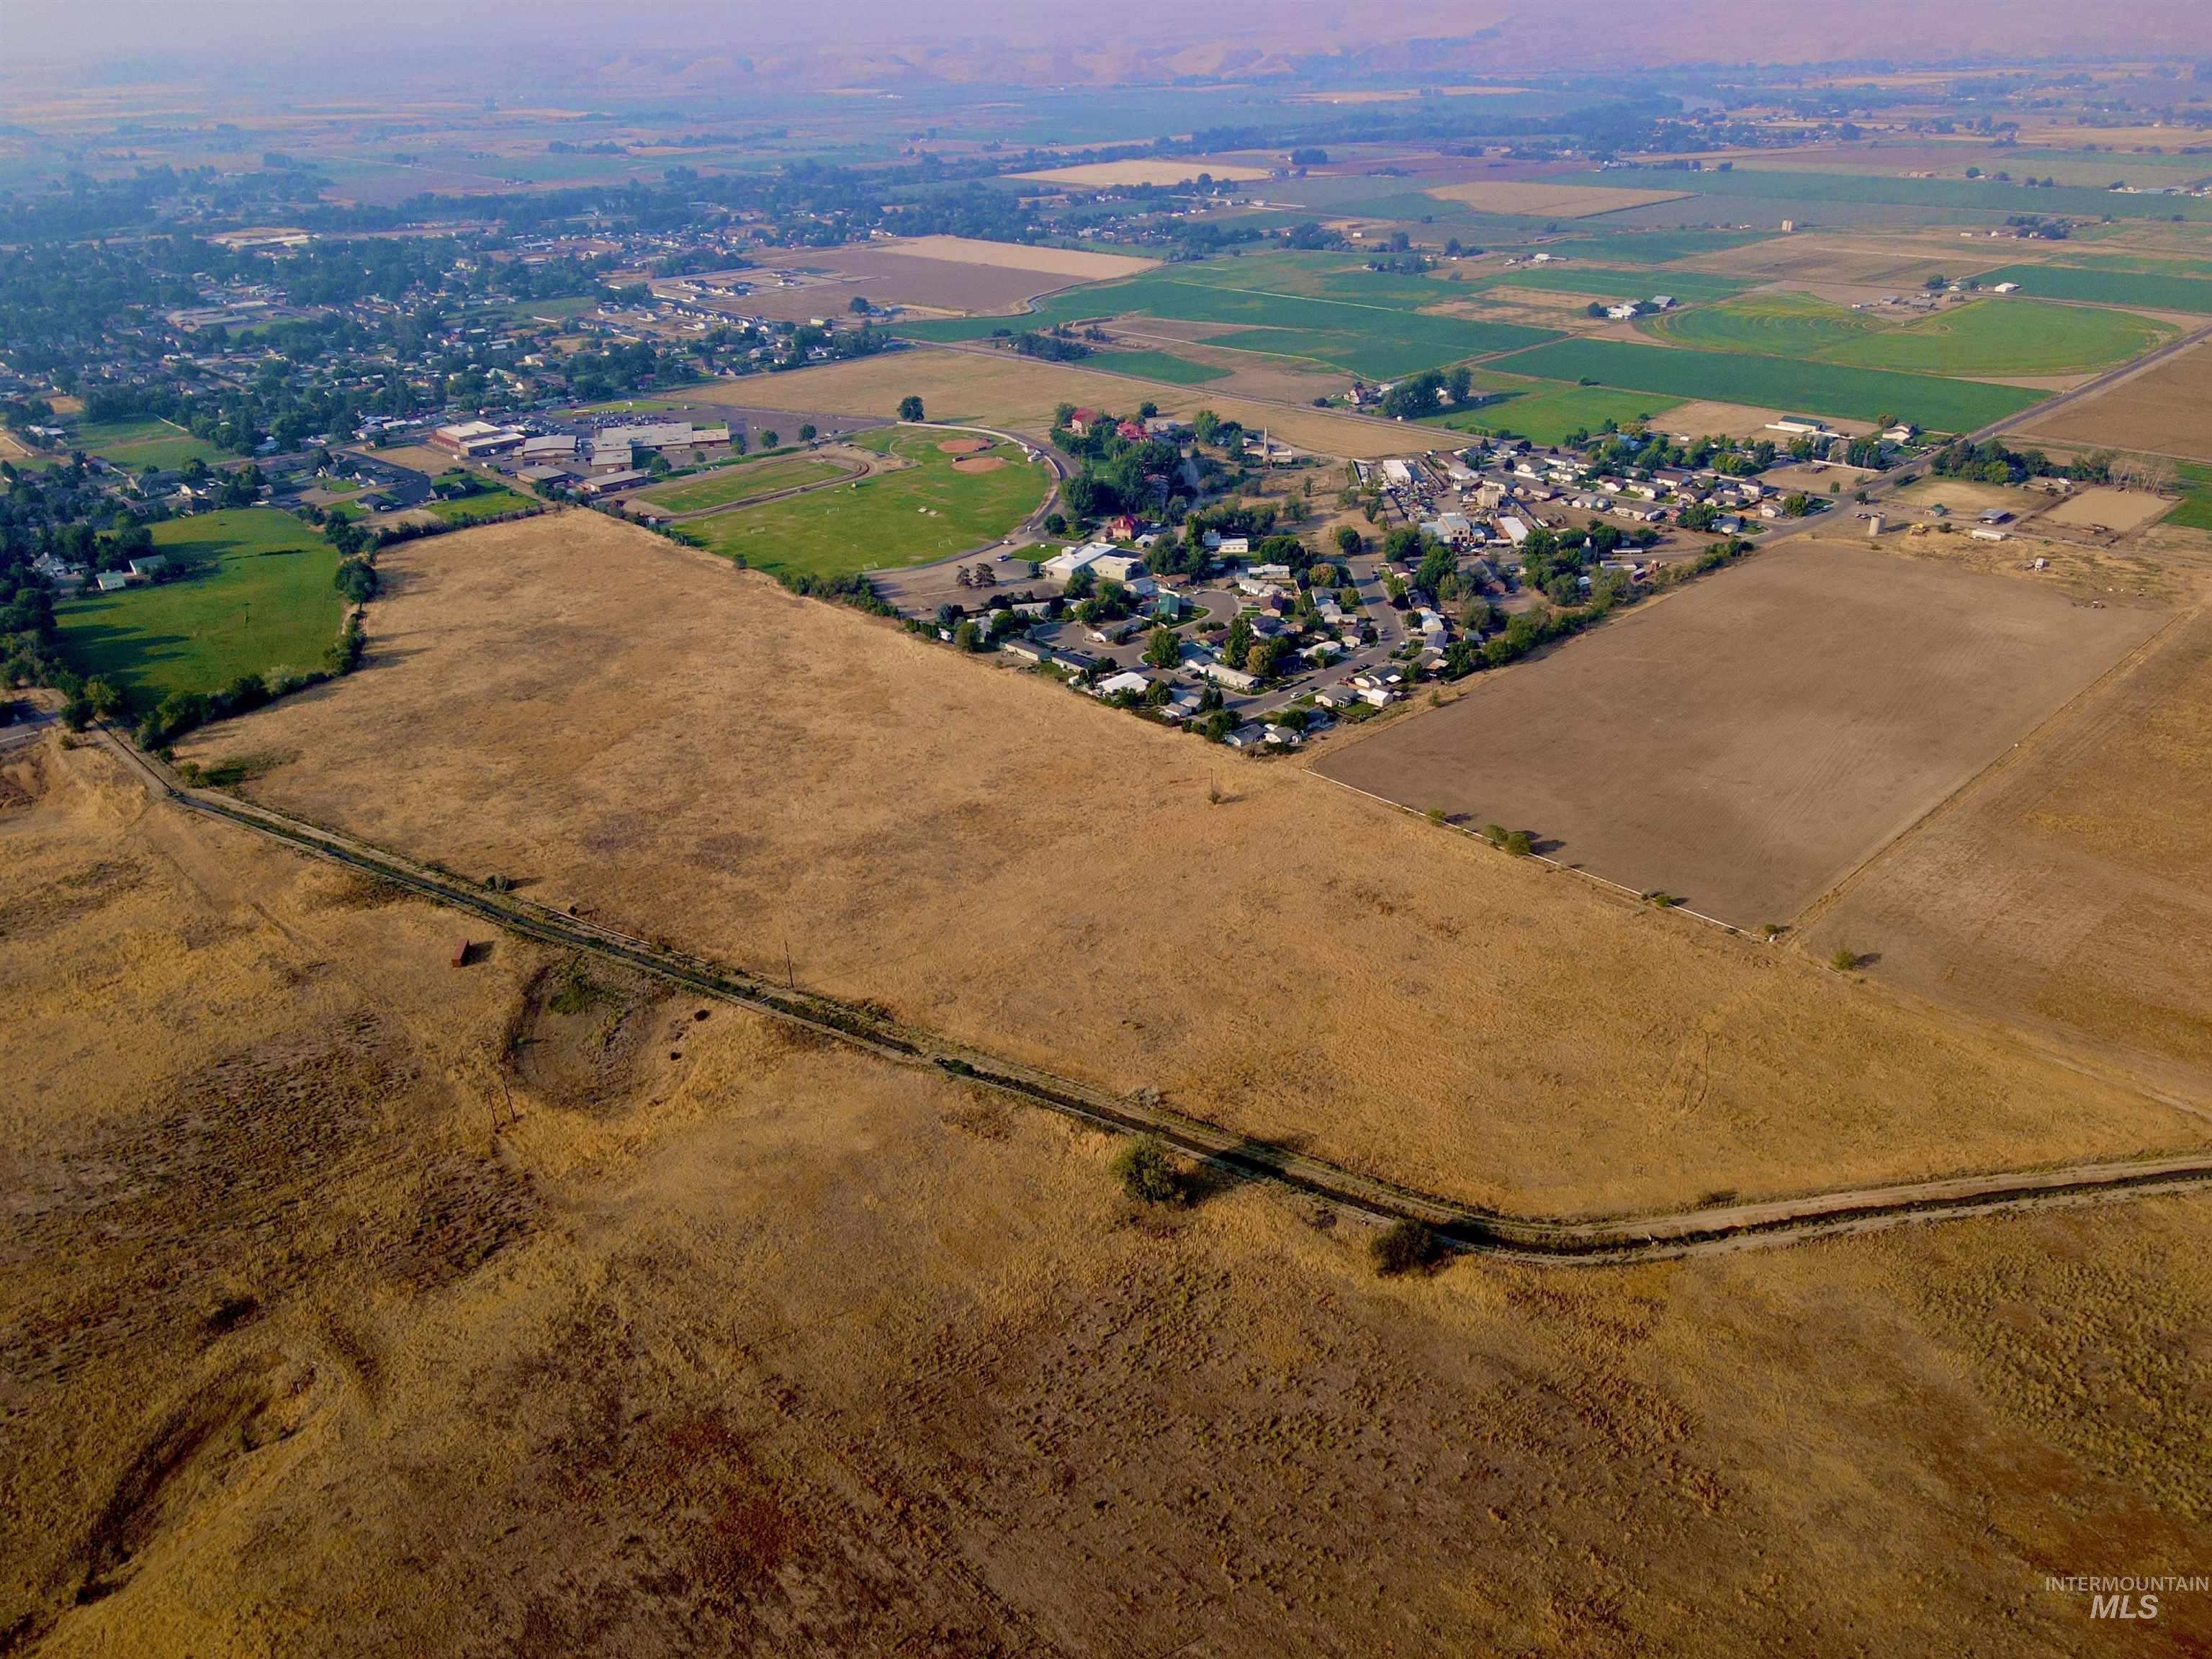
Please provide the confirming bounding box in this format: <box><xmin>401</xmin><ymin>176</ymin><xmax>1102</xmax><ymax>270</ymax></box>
<box><xmin>177</xmin><ymin>512</ymin><xmax>2211</xmax><ymax>1216</ymax></box>
<box><xmin>3</xmin><ymin>739</ymin><xmax>2208</xmax><ymax>1656</ymax></box>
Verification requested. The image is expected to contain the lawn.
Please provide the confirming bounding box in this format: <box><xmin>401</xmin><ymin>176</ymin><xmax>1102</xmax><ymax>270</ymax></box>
<box><xmin>634</xmin><ymin>454</ymin><xmax>847</xmax><ymax>513</ymax></box>
<box><xmin>1088</xmin><ymin>349</ymin><xmax>1231</xmax><ymax>385</ymax></box>
<box><xmin>1966</xmin><ymin>262</ymin><xmax>2212</xmax><ymax>316</ymax></box>
<box><xmin>689</xmin><ymin>428</ymin><xmax>1050</xmax><ymax>579</ymax></box>
<box><xmin>426</xmin><ymin>487</ymin><xmax>535</xmax><ymax>524</ymax></box>
<box><xmin>56</xmin><ymin>508</ymin><xmax>343</xmax><ymax>703</ymax></box>
<box><xmin>1488</xmin><ymin>338</ymin><xmax>2043</xmax><ymax>433</ymax></box>
<box><xmin>1421</xmin><ymin>378</ymin><xmax>1686</xmax><ymax>446</ymax></box>
<box><xmin>1647</xmin><ymin>292</ymin><xmax>2171</xmax><ymax>377</ymax></box>
<box><xmin>66</xmin><ymin>418</ymin><xmax>224</xmax><ymax>471</ymax></box>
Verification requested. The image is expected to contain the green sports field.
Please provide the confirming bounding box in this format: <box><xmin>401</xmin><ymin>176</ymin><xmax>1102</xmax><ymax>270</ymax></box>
<box><xmin>1488</xmin><ymin>338</ymin><xmax>2043</xmax><ymax>433</ymax></box>
<box><xmin>57</xmin><ymin>509</ymin><xmax>343</xmax><ymax>702</ymax></box>
<box><xmin>66</xmin><ymin>418</ymin><xmax>225</xmax><ymax>471</ymax></box>
<box><xmin>689</xmin><ymin>428</ymin><xmax>1049</xmax><ymax>580</ymax></box>
<box><xmin>1423</xmin><ymin>378</ymin><xmax>1686</xmax><ymax>446</ymax></box>
<box><xmin>426</xmin><ymin>487</ymin><xmax>536</xmax><ymax>524</ymax></box>
<box><xmin>634</xmin><ymin>454</ymin><xmax>848</xmax><ymax>513</ymax></box>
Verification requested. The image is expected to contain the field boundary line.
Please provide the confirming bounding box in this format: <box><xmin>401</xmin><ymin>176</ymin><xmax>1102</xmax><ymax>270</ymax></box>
<box><xmin>79</xmin><ymin>725</ymin><xmax>2212</xmax><ymax>1264</ymax></box>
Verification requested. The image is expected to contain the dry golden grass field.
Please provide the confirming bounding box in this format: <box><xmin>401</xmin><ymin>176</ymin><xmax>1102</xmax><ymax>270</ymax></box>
<box><xmin>5</xmin><ymin>737</ymin><xmax>2209</xmax><ymax>1658</ymax></box>
<box><xmin>2018</xmin><ymin>341</ymin><xmax>2212</xmax><ymax>463</ymax></box>
<box><xmin>675</xmin><ymin>348</ymin><xmax>1408</xmax><ymax>457</ymax></box>
<box><xmin>1800</xmin><ymin>604</ymin><xmax>2212</xmax><ymax>1105</ymax></box>
<box><xmin>705</xmin><ymin>239</ymin><xmax>1159</xmax><ymax>320</ymax></box>
<box><xmin>173</xmin><ymin>513</ymin><xmax>2212</xmax><ymax>1218</ymax></box>
<box><xmin>1316</xmin><ymin>540</ymin><xmax>2167</xmax><ymax>928</ymax></box>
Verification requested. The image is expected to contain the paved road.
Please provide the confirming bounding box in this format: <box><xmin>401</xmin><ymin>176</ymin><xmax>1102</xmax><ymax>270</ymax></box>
<box><xmin>86</xmin><ymin>720</ymin><xmax>2212</xmax><ymax>1264</ymax></box>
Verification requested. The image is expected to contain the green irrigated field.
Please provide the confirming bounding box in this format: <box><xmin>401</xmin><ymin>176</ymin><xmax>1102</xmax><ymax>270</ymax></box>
<box><xmin>1552</xmin><ymin>166</ymin><xmax>2212</xmax><ymax>222</ymax></box>
<box><xmin>893</xmin><ymin>260</ymin><xmax>1559</xmax><ymax>379</ymax></box>
<box><xmin>1478</xmin><ymin>266</ymin><xmax>1753</xmax><ymax>305</ymax></box>
<box><xmin>1966</xmin><ymin>262</ymin><xmax>2212</xmax><ymax>316</ymax></box>
<box><xmin>1825</xmin><ymin>298</ymin><xmax>2171</xmax><ymax>376</ymax></box>
<box><xmin>1645</xmin><ymin>292</ymin><xmax>2170</xmax><ymax>377</ymax></box>
<box><xmin>1488</xmin><ymin>338</ymin><xmax>2043</xmax><ymax>433</ymax></box>
<box><xmin>1087</xmin><ymin>349</ymin><xmax>1231</xmax><ymax>385</ymax></box>
<box><xmin>57</xmin><ymin>509</ymin><xmax>343</xmax><ymax>702</ymax></box>
<box><xmin>1643</xmin><ymin>292</ymin><xmax>1881</xmax><ymax>358</ymax></box>
<box><xmin>426</xmin><ymin>487</ymin><xmax>536</xmax><ymax>524</ymax></box>
<box><xmin>66</xmin><ymin>418</ymin><xmax>224</xmax><ymax>471</ymax></box>
<box><xmin>1423</xmin><ymin>378</ymin><xmax>1685</xmax><ymax>446</ymax></box>
<box><xmin>1499</xmin><ymin>228</ymin><xmax>1770</xmax><ymax>264</ymax></box>
<box><xmin>689</xmin><ymin>428</ymin><xmax>1049</xmax><ymax>580</ymax></box>
<box><xmin>2172</xmin><ymin>464</ymin><xmax>2212</xmax><ymax>534</ymax></box>
<box><xmin>635</xmin><ymin>454</ymin><xmax>848</xmax><ymax>513</ymax></box>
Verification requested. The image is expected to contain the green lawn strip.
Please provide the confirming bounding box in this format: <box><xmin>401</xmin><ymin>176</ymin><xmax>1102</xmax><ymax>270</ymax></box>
<box><xmin>1084</xmin><ymin>349</ymin><xmax>1232</xmax><ymax>385</ymax></box>
<box><xmin>1822</xmin><ymin>297</ymin><xmax>2171</xmax><ymax>376</ymax></box>
<box><xmin>1498</xmin><ymin>229</ymin><xmax>1771</xmax><ymax>264</ymax></box>
<box><xmin>634</xmin><ymin>455</ymin><xmax>846</xmax><ymax>512</ymax></box>
<box><xmin>57</xmin><ymin>508</ymin><xmax>343</xmax><ymax>702</ymax></box>
<box><xmin>1550</xmin><ymin>166</ymin><xmax>2212</xmax><ymax>222</ymax></box>
<box><xmin>1475</xmin><ymin>267</ymin><xmax>1753</xmax><ymax>305</ymax></box>
<box><xmin>1486</xmin><ymin>338</ymin><xmax>2041</xmax><ymax>432</ymax></box>
<box><xmin>67</xmin><ymin>418</ymin><xmax>225</xmax><ymax>471</ymax></box>
<box><xmin>1419</xmin><ymin>378</ymin><xmax>1687</xmax><ymax>446</ymax></box>
<box><xmin>689</xmin><ymin>429</ymin><xmax>1048</xmax><ymax>580</ymax></box>
<box><xmin>1964</xmin><ymin>262</ymin><xmax>2212</xmax><ymax>315</ymax></box>
<box><xmin>574</xmin><ymin>397</ymin><xmax>701</xmax><ymax>414</ymax></box>
<box><xmin>425</xmin><ymin>488</ymin><xmax>536</xmax><ymax>524</ymax></box>
<box><xmin>2170</xmin><ymin>463</ymin><xmax>2212</xmax><ymax>533</ymax></box>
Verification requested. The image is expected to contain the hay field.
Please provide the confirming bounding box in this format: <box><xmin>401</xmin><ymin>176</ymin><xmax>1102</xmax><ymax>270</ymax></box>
<box><xmin>1801</xmin><ymin>606</ymin><xmax>2212</xmax><ymax>1097</ymax></box>
<box><xmin>1318</xmin><ymin>541</ymin><xmax>2165</xmax><ymax>927</ymax></box>
<box><xmin>2017</xmin><ymin>342</ymin><xmax>2212</xmax><ymax>462</ymax></box>
<box><xmin>672</xmin><ymin>351</ymin><xmax>1408</xmax><ymax>458</ymax></box>
<box><xmin>1015</xmin><ymin>159</ymin><xmax>1272</xmax><ymax>186</ymax></box>
<box><xmin>1658</xmin><ymin>397</ymin><xmax>1807</xmax><ymax>439</ymax></box>
<box><xmin>8</xmin><ymin>741</ymin><xmax>2210</xmax><ymax>1655</ymax></box>
<box><xmin>1424</xmin><ymin>180</ymin><xmax>1691</xmax><ymax>217</ymax></box>
<box><xmin>697</xmin><ymin>240</ymin><xmax>1156</xmax><ymax>320</ymax></box>
<box><xmin>176</xmin><ymin>513</ymin><xmax>2210</xmax><ymax>1217</ymax></box>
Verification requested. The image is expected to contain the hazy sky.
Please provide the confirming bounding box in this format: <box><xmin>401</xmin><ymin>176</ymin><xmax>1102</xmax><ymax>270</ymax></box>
<box><xmin>4</xmin><ymin>0</ymin><xmax>2206</xmax><ymax>88</ymax></box>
